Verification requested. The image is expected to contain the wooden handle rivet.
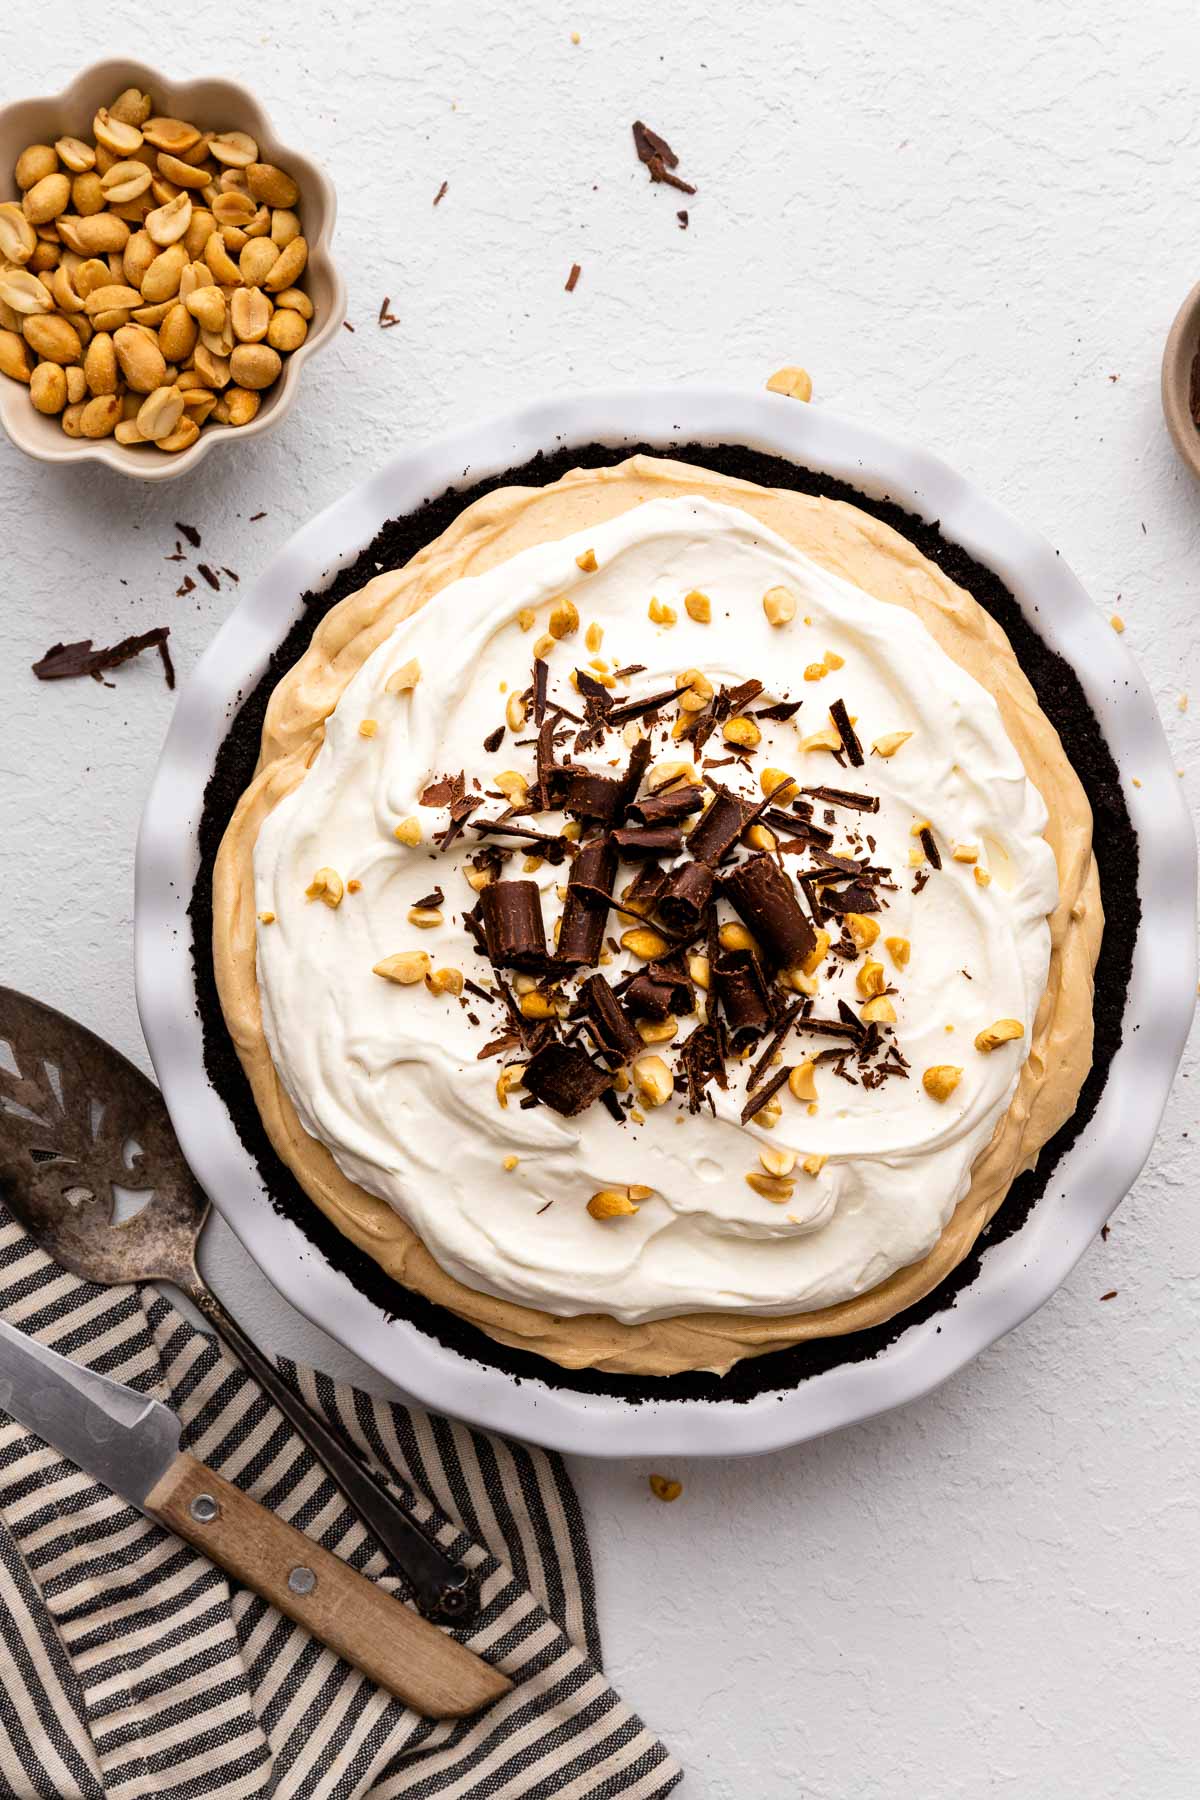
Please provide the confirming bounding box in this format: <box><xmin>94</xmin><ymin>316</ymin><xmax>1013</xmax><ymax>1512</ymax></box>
<box><xmin>288</xmin><ymin>1565</ymin><xmax>317</xmax><ymax>1596</ymax></box>
<box><xmin>189</xmin><ymin>1493</ymin><xmax>220</xmax><ymax>1523</ymax></box>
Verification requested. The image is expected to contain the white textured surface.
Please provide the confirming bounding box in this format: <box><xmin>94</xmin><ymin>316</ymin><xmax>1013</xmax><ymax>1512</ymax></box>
<box><xmin>0</xmin><ymin>6</ymin><xmax>1198</xmax><ymax>1796</ymax></box>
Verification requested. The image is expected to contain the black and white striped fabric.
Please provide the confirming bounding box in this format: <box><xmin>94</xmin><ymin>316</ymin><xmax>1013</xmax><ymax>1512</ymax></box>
<box><xmin>0</xmin><ymin>1210</ymin><xmax>682</xmax><ymax>1800</ymax></box>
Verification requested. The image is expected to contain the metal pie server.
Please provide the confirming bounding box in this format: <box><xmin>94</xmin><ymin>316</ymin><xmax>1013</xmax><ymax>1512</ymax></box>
<box><xmin>0</xmin><ymin>984</ymin><xmax>476</xmax><ymax>1624</ymax></box>
<box><xmin>0</xmin><ymin>1315</ymin><xmax>509</xmax><ymax>1717</ymax></box>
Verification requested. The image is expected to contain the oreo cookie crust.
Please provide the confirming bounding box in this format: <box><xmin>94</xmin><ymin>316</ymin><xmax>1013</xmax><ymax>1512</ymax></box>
<box><xmin>190</xmin><ymin>441</ymin><xmax>1139</xmax><ymax>1404</ymax></box>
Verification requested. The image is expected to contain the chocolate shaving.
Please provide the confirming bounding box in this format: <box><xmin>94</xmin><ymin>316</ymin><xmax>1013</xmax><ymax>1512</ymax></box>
<box><xmin>196</xmin><ymin>563</ymin><xmax>220</xmax><ymax>591</ymax></box>
<box><xmin>828</xmin><ymin>698</ymin><xmax>864</xmax><ymax>766</ymax></box>
<box><xmin>470</xmin><ymin>819</ymin><xmax>568</xmax><ymax>861</ymax></box>
<box><xmin>32</xmin><ymin>627</ymin><xmax>173</xmax><ymax>689</ymax></box>
<box><xmin>677</xmin><ymin>208</ymin><xmax>689</xmax><ymax>229</ymax></box>
<box><xmin>623</xmin><ymin>856</ymin><xmax>667</xmax><ymax>912</ymax></box>
<box><xmin>820</xmin><ymin>881</ymin><xmax>881</xmax><ymax>915</ymax></box>
<box><xmin>611</xmin><ymin>825</ymin><xmax>684</xmax><ymax>858</ymax></box>
<box><xmin>919</xmin><ymin>826</ymin><xmax>942</xmax><ymax>870</ymax></box>
<box><xmin>713</xmin><ymin>949</ymin><xmax>772</xmax><ymax>1051</ymax></box>
<box><xmin>656</xmin><ymin>859</ymin><xmax>714</xmax><ymax>932</ymax></box>
<box><xmin>606</xmin><ymin>684</ymin><xmax>689</xmax><ymax>726</ymax></box>
<box><xmin>533</xmin><ymin>657</ymin><xmax>549</xmax><ymax>725</ymax></box>
<box><xmin>753</xmin><ymin>698</ymin><xmax>802</xmax><ymax>723</ymax></box>
<box><xmin>412</xmin><ymin>886</ymin><xmax>444</xmax><ymax>909</ymax></box>
<box><xmin>557</xmin><ymin>835</ymin><xmax>617</xmax><ymax>965</ymax></box>
<box><xmin>479</xmin><ymin>880</ymin><xmax>547</xmax><ymax>971</ymax></box>
<box><xmin>175</xmin><ymin>521</ymin><xmax>200</xmax><ymax>548</ymax></box>
<box><xmin>574</xmin><ymin>973</ymin><xmax>643</xmax><ymax>1062</ymax></box>
<box><xmin>740</xmin><ymin>1063</ymin><xmax>792</xmax><ymax>1125</ymax></box>
<box><xmin>721</xmin><ymin>854</ymin><xmax>817</xmax><ymax>969</ymax></box>
<box><xmin>565</xmin><ymin>262</ymin><xmax>582</xmax><ymax>293</ymax></box>
<box><xmin>619</xmin><ymin>735</ymin><xmax>653</xmax><ymax>809</ymax></box>
<box><xmin>631</xmin><ymin>119</ymin><xmax>697</xmax><ymax>194</ymax></box>
<box><xmin>686</xmin><ymin>784</ymin><xmax>752</xmax><ymax>866</ymax></box>
<box><xmin>433</xmin><ymin>180</ymin><xmax>448</xmax><ymax>206</ymax></box>
<box><xmin>624</xmin><ymin>957</ymin><xmax>695</xmax><ymax>1022</ymax></box>
<box><xmin>762</xmin><ymin>808</ymin><xmax>834</xmax><ymax>851</ymax></box>
<box><xmin>678</xmin><ymin>1018</ymin><xmax>728</xmax><ymax>1113</ymax></box>
<box><xmin>483</xmin><ymin>724</ymin><xmax>504</xmax><ymax>753</ymax></box>
<box><xmin>799</xmin><ymin>785</ymin><xmax>880</xmax><ymax>813</ymax></box>
<box><xmin>747</xmin><ymin>1000</ymin><xmax>802</xmax><ymax>1093</ymax></box>
<box><xmin>626</xmin><ymin>785</ymin><xmax>704</xmax><ymax>827</ymax></box>
<box><xmin>561</xmin><ymin>767</ymin><xmax>625</xmax><ymax>823</ymax></box>
<box><xmin>522</xmin><ymin>1042</ymin><xmax>612</xmax><ymax>1117</ymax></box>
<box><xmin>792</xmin><ymin>1014</ymin><xmax>864</xmax><ymax>1044</ymax></box>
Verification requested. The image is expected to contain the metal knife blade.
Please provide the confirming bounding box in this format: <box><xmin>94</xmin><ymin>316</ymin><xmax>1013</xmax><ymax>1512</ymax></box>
<box><xmin>0</xmin><ymin>1316</ymin><xmax>181</xmax><ymax>1507</ymax></box>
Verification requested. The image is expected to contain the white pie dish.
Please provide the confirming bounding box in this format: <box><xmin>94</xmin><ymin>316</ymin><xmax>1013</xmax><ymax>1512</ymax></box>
<box><xmin>135</xmin><ymin>386</ymin><xmax>1195</xmax><ymax>1457</ymax></box>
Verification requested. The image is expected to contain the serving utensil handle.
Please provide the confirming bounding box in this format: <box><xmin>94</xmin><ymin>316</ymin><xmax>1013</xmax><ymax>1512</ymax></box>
<box><xmin>145</xmin><ymin>1452</ymin><xmax>510</xmax><ymax>1718</ymax></box>
<box><xmin>192</xmin><ymin>1285</ymin><xmax>478</xmax><ymax>1622</ymax></box>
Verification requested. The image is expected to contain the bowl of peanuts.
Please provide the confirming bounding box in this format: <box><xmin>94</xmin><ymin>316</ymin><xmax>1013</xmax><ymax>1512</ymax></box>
<box><xmin>0</xmin><ymin>60</ymin><xmax>345</xmax><ymax>478</ymax></box>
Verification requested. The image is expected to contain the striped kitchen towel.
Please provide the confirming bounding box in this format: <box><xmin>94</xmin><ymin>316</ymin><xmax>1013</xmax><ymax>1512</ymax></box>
<box><xmin>0</xmin><ymin>1210</ymin><xmax>682</xmax><ymax>1800</ymax></box>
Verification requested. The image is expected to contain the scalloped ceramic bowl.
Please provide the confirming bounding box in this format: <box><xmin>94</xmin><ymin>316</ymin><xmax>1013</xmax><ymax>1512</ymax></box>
<box><xmin>0</xmin><ymin>60</ymin><xmax>345</xmax><ymax>481</ymax></box>
<box><xmin>135</xmin><ymin>388</ymin><xmax>1196</xmax><ymax>1456</ymax></box>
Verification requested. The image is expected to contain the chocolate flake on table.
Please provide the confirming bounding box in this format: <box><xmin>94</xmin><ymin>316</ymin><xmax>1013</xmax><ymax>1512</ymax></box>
<box><xmin>740</xmin><ymin>1062</ymin><xmax>793</xmax><ymax>1125</ymax></box>
<box><xmin>433</xmin><ymin>180</ymin><xmax>448</xmax><ymax>206</ymax></box>
<box><xmin>522</xmin><ymin>1042</ymin><xmax>612</xmax><ymax>1116</ymax></box>
<box><xmin>676</xmin><ymin>209</ymin><xmax>689</xmax><ymax>229</ymax></box>
<box><xmin>829</xmin><ymin>698</ymin><xmax>864</xmax><ymax>767</ymax></box>
<box><xmin>631</xmin><ymin>120</ymin><xmax>697</xmax><ymax>195</ymax></box>
<box><xmin>32</xmin><ymin>627</ymin><xmax>174</xmax><ymax>690</ymax></box>
<box><xmin>177</xmin><ymin>575</ymin><xmax>196</xmax><ymax>598</ymax></box>
<box><xmin>919</xmin><ymin>826</ymin><xmax>942</xmax><ymax>870</ymax></box>
<box><xmin>197</xmin><ymin>563</ymin><xmax>221</xmax><ymax>591</ymax></box>
<box><xmin>223</xmin><ymin>568</ymin><xmax>240</xmax><ymax>585</ymax></box>
<box><xmin>721</xmin><ymin>854</ymin><xmax>817</xmax><ymax>968</ymax></box>
<box><xmin>565</xmin><ymin>262</ymin><xmax>582</xmax><ymax>293</ymax></box>
<box><xmin>378</xmin><ymin>296</ymin><xmax>401</xmax><ymax>329</ymax></box>
<box><xmin>249</xmin><ymin>510</ymin><xmax>266</xmax><ymax>521</ymax></box>
<box><xmin>175</xmin><ymin>521</ymin><xmax>201</xmax><ymax>548</ymax></box>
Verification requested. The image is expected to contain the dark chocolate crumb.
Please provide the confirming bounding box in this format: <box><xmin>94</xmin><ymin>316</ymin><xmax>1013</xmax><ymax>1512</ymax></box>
<box><xmin>433</xmin><ymin>180</ymin><xmax>448</xmax><ymax>206</ymax></box>
<box><xmin>196</xmin><ymin>564</ymin><xmax>221</xmax><ymax>591</ymax></box>
<box><xmin>565</xmin><ymin>262</ymin><xmax>582</xmax><ymax>293</ymax></box>
<box><xmin>175</xmin><ymin>521</ymin><xmax>201</xmax><ymax>548</ymax></box>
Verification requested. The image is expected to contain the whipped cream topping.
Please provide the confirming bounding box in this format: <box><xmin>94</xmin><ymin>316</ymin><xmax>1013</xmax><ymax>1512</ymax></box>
<box><xmin>252</xmin><ymin>497</ymin><xmax>1057</xmax><ymax>1323</ymax></box>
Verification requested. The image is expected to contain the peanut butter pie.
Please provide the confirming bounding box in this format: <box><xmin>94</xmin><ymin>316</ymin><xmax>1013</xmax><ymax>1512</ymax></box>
<box><xmin>202</xmin><ymin>450</ymin><xmax>1133</xmax><ymax>1388</ymax></box>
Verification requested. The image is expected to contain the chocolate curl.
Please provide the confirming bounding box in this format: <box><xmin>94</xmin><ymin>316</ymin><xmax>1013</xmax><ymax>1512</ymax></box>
<box><xmin>819</xmin><ymin>881</ymin><xmax>882</xmax><ymax>916</ymax></box>
<box><xmin>522</xmin><ymin>1042</ymin><xmax>613</xmax><ymax>1116</ymax></box>
<box><xmin>575</xmin><ymin>972</ymin><xmax>644</xmax><ymax>1062</ymax></box>
<box><xmin>800</xmin><ymin>784</ymin><xmax>880</xmax><ymax>813</ymax></box>
<box><xmin>829</xmin><ymin>698</ymin><xmax>864</xmax><ymax>767</ymax></box>
<box><xmin>479</xmin><ymin>880</ymin><xmax>548</xmax><ymax>971</ymax></box>
<box><xmin>626</xmin><ymin>785</ymin><xmax>705</xmax><ymax>827</ymax></box>
<box><xmin>713</xmin><ymin>949</ymin><xmax>772</xmax><ymax>1051</ymax></box>
<box><xmin>657</xmin><ymin>859</ymin><xmax>714</xmax><ymax>933</ymax></box>
<box><xmin>623</xmin><ymin>858</ymin><xmax>668</xmax><ymax>914</ymax></box>
<box><xmin>611</xmin><ymin>825</ymin><xmax>684</xmax><ymax>859</ymax></box>
<box><xmin>557</xmin><ymin>836</ymin><xmax>617</xmax><ymax>965</ymax></box>
<box><xmin>686</xmin><ymin>784</ymin><xmax>752</xmax><ymax>866</ymax></box>
<box><xmin>619</xmin><ymin>735</ymin><xmax>653</xmax><ymax>811</ymax></box>
<box><xmin>624</xmin><ymin>958</ymin><xmax>695</xmax><ymax>1021</ymax></box>
<box><xmin>561</xmin><ymin>767</ymin><xmax>625</xmax><ymax>823</ymax></box>
<box><xmin>721</xmin><ymin>854</ymin><xmax>817</xmax><ymax>970</ymax></box>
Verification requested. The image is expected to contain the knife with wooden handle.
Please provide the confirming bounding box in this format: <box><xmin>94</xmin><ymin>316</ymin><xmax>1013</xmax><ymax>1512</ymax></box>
<box><xmin>0</xmin><ymin>1317</ymin><xmax>510</xmax><ymax>1719</ymax></box>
